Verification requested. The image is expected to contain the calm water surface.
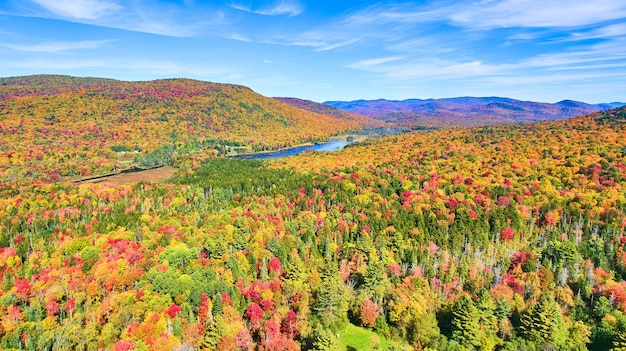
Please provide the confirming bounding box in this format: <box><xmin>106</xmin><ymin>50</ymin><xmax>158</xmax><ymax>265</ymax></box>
<box><xmin>234</xmin><ymin>139</ymin><xmax>349</xmax><ymax>160</ymax></box>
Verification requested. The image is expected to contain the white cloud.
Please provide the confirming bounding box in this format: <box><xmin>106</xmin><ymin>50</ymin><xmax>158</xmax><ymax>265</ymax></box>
<box><xmin>219</xmin><ymin>33</ymin><xmax>252</xmax><ymax>42</ymax></box>
<box><xmin>349</xmin><ymin>57</ymin><xmax>507</xmax><ymax>81</ymax></box>
<box><xmin>341</xmin><ymin>3</ymin><xmax>448</xmax><ymax>26</ymax></box>
<box><xmin>228</xmin><ymin>3</ymin><xmax>251</xmax><ymax>12</ymax></box>
<box><xmin>256</xmin><ymin>0</ymin><xmax>302</xmax><ymax>16</ymax></box>
<box><xmin>350</xmin><ymin>56</ymin><xmax>406</xmax><ymax>67</ymax></box>
<box><xmin>330</xmin><ymin>1</ymin><xmax>626</xmax><ymax>32</ymax></box>
<box><xmin>15</xmin><ymin>0</ymin><xmax>224</xmax><ymax>37</ymax></box>
<box><xmin>449</xmin><ymin>0</ymin><xmax>626</xmax><ymax>29</ymax></box>
<box><xmin>567</xmin><ymin>23</ymin><xmax>626</xmax><ymax>41</ymax></box>
<box><xmin>229</xmin><ymin>0</ymin><xmax>302</xmax><ymax>16</ymax></box>
<box><xmin>1</xmin><ymin>40</ymin><xmax>113</xmax><ymax>53</ymax></box>
<box><xmin>278</xmin><ymin>33</ymin><xmax>364</xmax><ymax>51</ymax></box>
<box><xmin>313</xmin><ymin>37</ymin><xmax>362</xmax><ymax>52</ymax></box>
<box><xmin>350</xmin><ymin>38</ymin><xmax>626</xmax><ymax>81</ymax></box>
<box><xmin>522</xmin><ymin>40</ymin><xmax>626</xmax><ymax>68</ymax></box>
<box><xmin>31</xmin><ymin>0</ymin><xmax>121</xmax><ymax>20</ymax></box>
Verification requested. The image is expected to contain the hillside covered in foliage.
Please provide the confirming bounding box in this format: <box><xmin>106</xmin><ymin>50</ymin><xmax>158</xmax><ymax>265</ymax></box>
<box><xmin>325</xmin><ymin>97</ymin><xmax>624</xmax><ymax>128</ymax></box>
<box><xmin>274</xmin><ymin>97</ymin><xmax>377</xmax><ymax>126</ymax></box>
<box><xmin>0</xmin><ymin>75</ymin><xmax>369</xmax><ymax>183</ymax></box>
<box><xmin>1</xmin><ymin>102</ymin><xmax>626</xmax><ymax>350</ymax></box>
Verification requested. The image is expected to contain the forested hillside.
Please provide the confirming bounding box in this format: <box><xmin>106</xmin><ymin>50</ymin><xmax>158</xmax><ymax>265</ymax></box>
<box><xmin>1</xmin><ymin>104</ymin><xmax>625</xmax><ymax>350</ymax></box>
<box><xmin>274</xmin><ymin>97</ymin><xmax>377</xmax><ymax>126</ymax></box>
<box><xmin>325</xmin><ymin>97</ymin><xmax>624</xmax><ymax>127</ymax></box>
<box><xmin>0</xmin><ymin>75</ymin><xmax>367</xmax><ymax>183</ymax></box>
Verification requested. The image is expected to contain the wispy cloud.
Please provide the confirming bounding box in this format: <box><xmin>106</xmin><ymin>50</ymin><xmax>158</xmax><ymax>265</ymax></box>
<box><xmin>1</xmin><ymin>39</ymin><xmax>113</xmax><ymax>53</ymax></box>
<box><xmin>279</xmin><ymin>35</ymin><xmax>363</xmax><ymax>52</ymax></box>
<box><xmin>449</xmin><ymin>0</ymin><xmax>626</xmax><ymax>29</ymax></box>
<box><xmin>13</xmin><ymin>0</ymin><xmax>225</xmax><ymax>37</ymax></box>
<box><xmin>567</xmin><ymin>23</ymin><xmax>626</xmax><ymax>41</ymax></box>
<box><xmin>313</xmin><ymin>37</ymin><xmax>363</xmax><ymax>52</ymax></box>
<box><xmin>31</xmin><ymin>0</ymin><xmax>121</xmax><ymax>20</ymax></box>
<box><xmin>229</xmin><ymin>0</ymin><xmax>302</xmax><ymax>16</ymax></box>
<box><xmin>350</xmin><ymin>56</ymin><xmax>406</xmax><ymax>67</ymax></box>
<box><xmin>355</xmin><ymin>53</ymin><xmax>622</xmax><ymax>82</ymax></box>
<box><xmin>256</xmin><ymin>0</ymin><xmax>302</xmax><ymax>16</ymax></box>
<box><xmin>228</xmin><ymin>3</ymin><xmax>251</xmax><ymax>12</ymax></box>
<box><xmin>339</xmin><ymin>1</ymin><xmax>626</xmax><ymax>30</ymax></box>
<box><xmin>347</xmin><ymin>52</ymin><xmax>508</xmax><ymax>83</ymax></box>
<box><xmin>522</xmin><ymin>39</ymin><xmax>626</xmax><ymax>68</ymax></box>
<box><xmin>219</xmin><ymin>33</ymin><xmax>252</xmax><ymax>42</ymax></box>
<box><xmin>306</xmin><ymin>0</ymin><xmax>626</xmax><ymax>53</ymax></box>
<box><xmin>274</xmin><ymin>2</ymin><xmax>451</xmax><ymax>52</ymax></box>
<box><xmin>347</xmin><ymin>36</ymin><xmax>626</xmax><ymax>89</ymax></box>
<box><xmin>340</xmin><ymin>2</ymin><xmax>448</xmax><ymax>26</ymax></box>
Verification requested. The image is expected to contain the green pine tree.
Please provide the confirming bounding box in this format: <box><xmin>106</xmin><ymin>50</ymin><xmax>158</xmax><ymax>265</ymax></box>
<box><xmin>613</xmin><ymin>330</ymin><xmax>626</xmax><ymax>351</ymax></box>
<box><xmin>519</xmin><ymin>295</ymin><xmax>567</xmax><ymax>349</ymax></box>
<box><xmin>312</xmin><ymin>327</ymin><xmax>339</xmax><ymax>351</ymax></box>
<box><xmin>451</xmin><ymin>295</ymin><xmax>482</xmax><ymax>350</ymax></box>
<box><xmin>314</xmin><ymin>258</ymin><xmax>346</xmax><ymax>327</ymax></box>
<box><xmin>200</xmin><ymin>315</ymin><xmax>226</xmax><ymax>350</ymax></box>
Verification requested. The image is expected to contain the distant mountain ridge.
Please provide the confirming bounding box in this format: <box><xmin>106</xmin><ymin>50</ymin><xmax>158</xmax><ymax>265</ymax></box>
<box><xmin>274</xmin><ymin>97</ymin><xmax>379</xmax><ymax>127</ymax></box>
<box><xmin>324</xmin><ymin>97</ymin><xmax>625</xmax><ymax>127</ymax></box>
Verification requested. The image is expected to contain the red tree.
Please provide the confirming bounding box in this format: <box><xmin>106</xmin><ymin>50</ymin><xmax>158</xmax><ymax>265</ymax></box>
<box><xmin>166</xmin><ymin>304</ymin><xmax>182</xmax><ymax>318</ymax></box>
<box><xmin>245</xmin><ymin>303</ymin><xmax>265</xmax><ymax>330</ymax></box>
<box><xmin>359</xmin><ymin>299</ymin><xmax>380</xmax><ymax>328</ymax></box>
<box><xmin>500</xmin><ymin>227</ymin><xmax>515</xmax><ymax>241</ymax></box>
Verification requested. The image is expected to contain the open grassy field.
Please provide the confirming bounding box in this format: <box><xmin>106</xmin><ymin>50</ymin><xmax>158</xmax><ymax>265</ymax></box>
<box><xmin>337</xmin><ymin>324</ymin><xmax>389</xmax><ymax>351</ymax></box>
<box><xmin>80</xmin><ymin>166</ymin><xmax>178</xmax><ymax>185</ymax></box>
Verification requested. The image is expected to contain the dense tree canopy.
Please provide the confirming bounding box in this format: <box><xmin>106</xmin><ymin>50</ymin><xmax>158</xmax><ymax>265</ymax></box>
<box><xmin>1</xmin><ymin>79</ymin><xmax>626</xmax><ymax>350</ymax></box>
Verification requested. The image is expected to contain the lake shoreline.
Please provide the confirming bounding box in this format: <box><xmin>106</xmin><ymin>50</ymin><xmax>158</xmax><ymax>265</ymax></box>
<box><xmin>230</xmin><ymin>142</ymin><xmax>316</xmax><ymax>157</ymax></box>
<box><xmin>231</xmin><ymin>138</ymin><xmax>353</xmax><ymax>160</ymax></box>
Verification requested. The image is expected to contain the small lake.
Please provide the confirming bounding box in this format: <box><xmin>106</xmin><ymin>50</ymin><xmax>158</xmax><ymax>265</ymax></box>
<box><xmin>234</xmin><ymin>139</ymin><xmax>349</xmax><ymax>160</ymax></box>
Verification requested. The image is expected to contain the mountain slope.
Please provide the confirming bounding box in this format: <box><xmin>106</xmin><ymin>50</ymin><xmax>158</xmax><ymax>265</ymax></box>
<box><xmin>325</xmin><ymin>97</ymin><xmax>625</xmax><ymax>127</ymax></box>
<box><xmin>274</xmin><ymin>96</ymin><xmax>379</xmax><ymax>126</ymax></box>
<box><xmin>0</xmin><ymin>75</ymin><xmax>365</xmax><ymax>181</ymax></box>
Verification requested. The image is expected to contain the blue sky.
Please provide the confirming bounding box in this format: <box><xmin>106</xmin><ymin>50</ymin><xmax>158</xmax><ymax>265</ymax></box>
<box><xmin>1</xmin><ymin>0</ymin><xmax>625</xmax><ymax>103</ymax></box>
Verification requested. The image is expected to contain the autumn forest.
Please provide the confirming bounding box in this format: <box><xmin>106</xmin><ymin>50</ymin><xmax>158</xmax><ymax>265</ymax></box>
<box><xmin>1</xmin><ymin>75</ymin><xmax>626</xmax><ymax>351</ymax></box>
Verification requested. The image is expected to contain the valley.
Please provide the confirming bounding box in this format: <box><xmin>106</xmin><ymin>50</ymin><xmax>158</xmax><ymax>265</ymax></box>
<box><xmin>1</xmin><ymin>75</ymin><xmax>626</xmax><ymax>351</ymax></box>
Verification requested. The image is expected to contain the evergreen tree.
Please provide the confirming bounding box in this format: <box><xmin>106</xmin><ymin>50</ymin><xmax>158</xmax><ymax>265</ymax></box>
<box><xmin>311</xmin><ymin>327</ymin><xmax>339</xmax><ymax>351</ymax></box>
<box><xmin>451</xmin><ymin>295</ymin><xmax>482</xmax><ymax>350</ymax></box>
<box><xmin>363</xmin><ymin>259</ymin><xmax>385</xmax><ymax>290</ymax></box>
<box><xmin>519</xmin><ymin>295</ymin><xmax>568</xmax><ymax>349</ymax></box>
<box><xmin>593</xmin><ymin>296</ymin><xmax>611</xmax><ymax>320</ymax></box>
<box><xmin>314</xmin><ymin>258</ymin><xmax>347</xmax><ymax>328</ymax></box>
<box><xmin>613</xmin><ymin>330</ymin><xmax>626</xmax><ymax>351</ymax></box>
<box><xmin>200</xmin><ymin>315</ymin><xmax>227</xmax><ymax>350</ymax></box>
<box><xmin>476</xmin><ymin>288</ymin><xmax>496</xmax><ymax>326</ymax></box>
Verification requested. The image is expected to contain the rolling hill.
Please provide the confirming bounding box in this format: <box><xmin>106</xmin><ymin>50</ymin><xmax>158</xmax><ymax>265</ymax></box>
<box><xmin>274</xmin><ymin>97</ymin><xmax>378</xmax><ymax>126</ymax></box>
<box><xmin>325</xmin><ymin>97</ymin><xmax>625</xmax><ymax>127</ymax></box>
<box><xmin>0</xmin><ymin>75</ymin><xmax>368</xmax><ymax>181</ymax></box>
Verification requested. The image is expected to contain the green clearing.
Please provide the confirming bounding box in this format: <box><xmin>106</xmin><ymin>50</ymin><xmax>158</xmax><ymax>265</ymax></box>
<box><xmin>336</xmin><ymin>324</ymin><xmax>395</xmax><ymax>351</ymax></box>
